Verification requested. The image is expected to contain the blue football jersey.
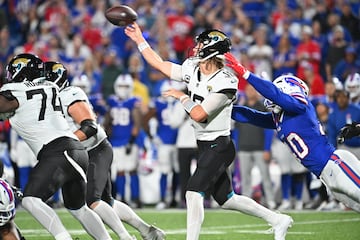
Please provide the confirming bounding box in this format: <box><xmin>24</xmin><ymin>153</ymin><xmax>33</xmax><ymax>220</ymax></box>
<box><xmin>232</xmin><ymin>73</ymin><xmax>336</xmax><ymax>177</ymax></box>
<box><xmin>153</xmin><ymin>98</ymin><xmax>179</xmax><ymax>145</ymax></box>
<box><xmin>107</xmin><ymin>95</ymin><xmax>140</xmax><ymax>147</ymax></box>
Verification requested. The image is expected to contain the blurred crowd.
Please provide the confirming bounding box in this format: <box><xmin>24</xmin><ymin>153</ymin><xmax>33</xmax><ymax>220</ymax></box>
<box><xmin>0</xmin><ymin>0</ymin><xmax>360</xmax><ymax>210</ymax></box>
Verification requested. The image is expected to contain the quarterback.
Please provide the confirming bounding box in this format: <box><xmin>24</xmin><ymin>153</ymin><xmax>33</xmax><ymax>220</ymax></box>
<box><xmin>125</xmin><ymin>22</ymin><xmax>293</xmax><ymax>240</ymax></box>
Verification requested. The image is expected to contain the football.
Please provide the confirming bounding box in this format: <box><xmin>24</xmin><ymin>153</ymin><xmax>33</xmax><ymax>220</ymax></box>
<box><xmin>105</xmin><ymin>5</ymin><xmax>138</xmax><ymax>27</ymax></box>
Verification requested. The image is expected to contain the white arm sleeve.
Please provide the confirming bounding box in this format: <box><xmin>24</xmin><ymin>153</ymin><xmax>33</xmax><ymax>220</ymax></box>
<box><xmin>201</xmin><ymin>93</ymin><xmax>232</xmax><ymax>116</ymax></box>
<box><xmin>170</xmin><ymin>63</ymin><xmax>183</xmax><ymax>81</ymax></box>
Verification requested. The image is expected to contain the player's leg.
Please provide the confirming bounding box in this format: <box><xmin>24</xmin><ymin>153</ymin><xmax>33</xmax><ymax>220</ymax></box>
<box><xmin>61</xmin><ymin>145</ymin><xmax>112</xmax><ymax>240</ymax></box>
<box><xmin>238</xmin><ymin>151</ymin><xmax>253</xmax><ymax>197</ymax></box>
<box><xmin>87</xmin><ymin>140</ymin><xmax>133</xmax><ymax>239</ymax></box>
<box><xmin>157</xmin><ymin>145</ymin><xmax>173</xmax><ymax>209</ymax></box>
<box><xmin>127</xmin><ymin>145</ymin><xmax>141</xmax><ymax>207</ymax></box>
<box><xmin>321</xmin><ymin>150</ymin><xmax>360</xmax><ymax>212</ymax></box>
<box><xmin>113</xmin><ymin>147</ymin><xmax>127</xmax><ymax>202</ymax></box>
<box><xmin>178</xmin><ymin>148</ymin><xmax>194</xmax><ymax>207</ymax></box>
<box><xmin>170</xmin><ymin>145</ymin><xmax>180</xmax><ymax>207</ymax></box>
<box><xmin>254</xmin><ymin>150</ymin><xmax>276</xmax><ymax>209</ymax></box>
<box><xmin>185</xmin><ymin>136</ymin><xmax>235</xmax><ymax>240</ymax></box>
<box><xmin>22</xmin><ymin>146</ymin><xmax>73</xmax><ymax>240</ymax></box>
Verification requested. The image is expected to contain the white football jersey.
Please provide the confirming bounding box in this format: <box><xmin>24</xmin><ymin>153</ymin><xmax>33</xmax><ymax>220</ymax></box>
<box><xmin>1</xmin><ymin>78</ymin><xmax>77</xmax><ymax>157</ymax></box>
<box><xmin>179</xmin><ymin>58</ymin><xmax>238</xmax><ymax>141</ymax></box>
<box><xmin>59</xmin><ymin>86</ymin><xmax>107</xmax><ymax>150</ymax></box>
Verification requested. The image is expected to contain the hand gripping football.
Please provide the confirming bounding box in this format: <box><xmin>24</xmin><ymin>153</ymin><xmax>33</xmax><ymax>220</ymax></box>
<box><xmin>105</xmin><ymin>5</ymin><xmax>138</xmax><ymax>27</ymax></box>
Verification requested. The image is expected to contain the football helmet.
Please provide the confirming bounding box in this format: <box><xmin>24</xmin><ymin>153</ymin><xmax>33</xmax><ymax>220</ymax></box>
<box><xmin>0</xmin><ymin>179</ymin><xmax>15</xmax><ymax>226</ymax></box>
<box><xmin>344</xmin><ymin>73</ymin><xmax>360</xmax><ymax>100</ymax></box>
<box><xmin>71</xmin><ymin>75</ymin><xmax>91</xmax><ymax>94</ymax></box>
<box><xmin>44</xmin><ymin>61</ymin><xmax>69</xmax><ymax>90</ymax></box>
<box><xmin>114</xmin><ymin>74</ymin><xmax>133</xmax><ymax>99</ymax></box>
<box><xmin>195</xmin><ymin>29</ymin><xmax>231</xmax><ymax>61</ymax></box>
<box><xmin>6</xmin><ymin>53</ymin><xmax>44</xmax><ymax>83</ymax></box>
<box><xmin>265</xmin><ymin>75</ymin><xmax>309</xmax><ymax>113</ymax></box>
<box><xmin>273</xmin><ymin>74</ymin><xmax>309</xmax><ymax>97</ymax></box>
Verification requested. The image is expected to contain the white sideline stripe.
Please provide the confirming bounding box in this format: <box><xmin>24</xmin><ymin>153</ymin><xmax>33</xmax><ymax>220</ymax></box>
<box><xmin>19</xmin><ymin>217</ymin><xmax>359</xmax><ymax>237</ymax></box>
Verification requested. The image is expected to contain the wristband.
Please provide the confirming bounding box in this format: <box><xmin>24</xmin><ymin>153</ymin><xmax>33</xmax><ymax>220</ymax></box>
<box><xmin>138</xmin><ymin>42</ymin><xmax>150</xmax><ymax>52</ymax></box>
<box><xmin>243</xmin><ymin>70</ymin><xmax>250</xmax><ymax>79</ymax></box>
<box><xmin>179</xmin><ymin>95</ymin><xmax>190</xmax><ymax>103</ymax></box>
<box><xmin>182</xmin><ymin>98</ymin><xmax>198</xmax><ymax>113</ymax></box>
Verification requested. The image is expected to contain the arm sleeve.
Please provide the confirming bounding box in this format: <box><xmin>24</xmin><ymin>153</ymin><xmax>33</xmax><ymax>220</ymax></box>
<box><xmin>246</xmin><ymin>73</ymin><xmax>307</xmax><ymax>114</ymax></box>
<box><xmin>264</xmin><ymin>129</ymin><xmax>274</xmax><ymax>151</ymax></box>
<box><xmin>201</xmin><ymin>93</ymin><xmax>232</xmax><ymax>116</ymax></box>
<box><xmin>231</xmin><ymin>105</ymin><xmax>276</xmax><ymax>129</ymax></box>
<box><xmin>170</xmin><ymin>63</ymin><xmax>184</xmax><ymax>81</ymax></box>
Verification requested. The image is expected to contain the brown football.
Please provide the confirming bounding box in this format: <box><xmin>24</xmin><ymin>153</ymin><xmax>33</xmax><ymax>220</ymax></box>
<box><xmin>105</xmin><ymin>5</ymin><xmax>137</xmax><ymax>27</ymax></box>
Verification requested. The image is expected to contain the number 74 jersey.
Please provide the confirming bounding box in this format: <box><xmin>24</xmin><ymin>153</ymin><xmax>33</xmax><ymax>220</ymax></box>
<box><xmin>1</xmin><ymin>78</ymin><xmax>77</xmax><ymax>157</ymax></box>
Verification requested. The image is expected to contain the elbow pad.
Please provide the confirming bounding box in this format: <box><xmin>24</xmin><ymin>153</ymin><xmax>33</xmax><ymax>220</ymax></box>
<box><xmin>79</xmin><ymin>119</ymin><xmax>98</xmax><ymax>138</ymax></box>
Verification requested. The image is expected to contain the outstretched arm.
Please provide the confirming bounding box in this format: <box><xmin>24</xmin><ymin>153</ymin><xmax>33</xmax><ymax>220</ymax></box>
<box><xmin>225</xmin><ymin>53</ymin><xmax>307</xmax><ymax>114</ymax></box>
<box><xmin>232</xmin><ymin>105</ymin><xmax>276</xmax><ymax>129</ymax></box>
<box><xmin>124</xmin><ymin>23</ymin><xmax>176</xmax><ymax>78</ymax></box>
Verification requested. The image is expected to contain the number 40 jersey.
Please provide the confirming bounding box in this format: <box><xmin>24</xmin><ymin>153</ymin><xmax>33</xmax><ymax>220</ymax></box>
<box><xmin>0</xmin><ymin>78</ymin><xmax>77</xmax><ymax>157</ymax></box>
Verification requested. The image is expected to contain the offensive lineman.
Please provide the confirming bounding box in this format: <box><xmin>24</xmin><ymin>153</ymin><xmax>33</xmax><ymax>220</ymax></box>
<box><xmin>125</xmin><ymin>22</ymin><xmax>293</xmax><ymax>240</ymax></box>
<box><xmin>45</xmin><ymin>61</ymin><xmax>165</xmax><ymax>240</ymax></box>
<box><xmin>0</xmin><ymin>53</ymin><xmax>112</xmax><ymax>240</ymax></box>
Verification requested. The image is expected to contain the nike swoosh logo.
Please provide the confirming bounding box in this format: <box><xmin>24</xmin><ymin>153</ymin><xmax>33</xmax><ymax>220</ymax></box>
<box><xmin>211</xmin><ymin>144</ymin><xmax>217</xmax><ymax>148</ymax></box>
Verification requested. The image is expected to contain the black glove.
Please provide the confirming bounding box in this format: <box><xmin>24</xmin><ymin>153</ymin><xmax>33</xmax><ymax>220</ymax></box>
<box><xmin>125</xmin><ymin>143</ymin><xmax>132</xmax><ymax>155</ymax></box>
<box><xmin>125</xmin><ymin>135</ymin><xmax>136</xmax><ymax>155</ymax></box>
<box><xmin>11</xmin><ymin>185</ymin><xmax>23</xmax><ymax>201</ymax></box>
<box><xmin>337</xmin><ymin>122</ymin><xmax>360</xmax><ymax>144</ymax></box>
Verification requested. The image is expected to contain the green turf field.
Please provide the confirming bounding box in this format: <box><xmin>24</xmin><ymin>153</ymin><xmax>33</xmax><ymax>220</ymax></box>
<box><xmin>15</xmin><ymin>208</ymin><xmax>360</xmax><ymax>240</ymax></box>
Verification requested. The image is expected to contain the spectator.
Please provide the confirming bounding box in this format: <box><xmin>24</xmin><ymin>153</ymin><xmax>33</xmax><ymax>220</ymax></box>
<box><xmin>339</xmin><ymin>1</ymin><xmax>360</xmax><ymax>42</ymax></box>
<box><xmin>166</xmin><ymin>2</ymin><xmax>194</xmax><ymax>62</ymax></box>
<box><xmin>272</xmin><ymin>33</ymin><xmax>297</xmax><ymax>78</ymax></box>
<box><xmin>302</xmin><ymin>63</ymin><xmax>326</xmax><ymax>102</ymax></box>
<box><xmin>101</xmin><ymin>47</ymin><xmax>123</xmax><ymax>99</ymax></box>
<box><xmin>333</xmin><ymin>46</ymin><xmax>360</xmax><ymax>83</ymax></box>
<box><xmin>247</xmin><ymin>24</ymin><xmax>273</xmax><ymax>78</ymax></box>
<box><xmin>325</xmin><ymin>25</ymin><xmax>348</xmax><ymax>80</ymax></box>
<box><xmin>296</xmin><ymin>25</ymin><xmax>322</xmax><ymax>80</ymax></box>
<box><xmin>327</xmin><ymin>88</ymin><xmax>360</xmax><ymax>158</ymax></box>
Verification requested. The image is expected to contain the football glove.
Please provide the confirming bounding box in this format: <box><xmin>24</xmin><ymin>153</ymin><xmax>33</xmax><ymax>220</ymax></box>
<box><xmin>224</xmin><ymin>53</ymin><xmax>250</xmax><ymax>79</ymax></box>
<box><xmin>11</xmin><ymin>185</ymin><xmax>23</xmax><ymax>201</ymax></box>
<box><xmin>0</xmin><ymin>111</ymin><xmax>14</xmax><ymax>121</ymax></box>
<box><xmin>337</xmin><ymin>122</ymin><xmax>360</xmax><ymax>144</ymax></box>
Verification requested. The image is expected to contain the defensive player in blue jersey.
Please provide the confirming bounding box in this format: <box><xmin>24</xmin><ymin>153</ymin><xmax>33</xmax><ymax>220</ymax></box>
<box><xmin>143</xmin><ymin>80</ymin><xmax>185</xmax><ymax>209</ymax></box>
<box><xmin>225</xmin><ymin>52</ymin><xmax>360</xmax><ymax>212</ymax></box>
<box><xmin>104</xmin><ymin>74</ymin><xmax>142</xmax><ymax>208</ymax></box>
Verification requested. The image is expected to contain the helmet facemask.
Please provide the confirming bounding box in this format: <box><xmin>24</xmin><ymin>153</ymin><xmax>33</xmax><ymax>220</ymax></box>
<box><xmin>195</xmin><ymin>30</ymin><xmax>231</xmax><ymax>61</ymax></box>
